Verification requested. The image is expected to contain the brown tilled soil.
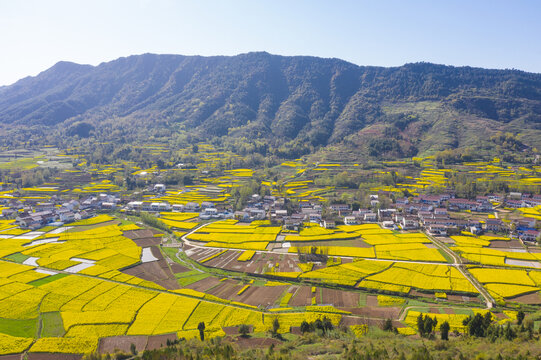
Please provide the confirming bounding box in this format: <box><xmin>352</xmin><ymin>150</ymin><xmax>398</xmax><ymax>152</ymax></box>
<box><xmin>123</xmin><ymin>229</ymin><xmax>155</xmax><ymax>239</ymax></box>
<box><xmin>170</xmin><ymin>262</ymin><xmax>190</xmax><ymax>273</ymax></box>
<box><xmin>0</xmin><ymin>355</ymin><xmax>23</xmax><ymax>360</ymax></box>
<box><xmin>510</xmin><ymin>292</ymin><xmax>541</xmax><ymax>304</ymax></box>
<box><xmin>443</xmin><ymin>308</ymin><xmax>455</xmax><ymax>314</ymax></box>
<box><xmin>320</xmin><ymin>288</ymin><xmax>360</xmax><ymax>307</ymax></box>
<box><xmin>146</xmin><ymin>333</ymin><xmax>178</xmax><ymax>351</ymax></box>
<box><xmin>410</xmin><ymin>290</ymin><xmax>435</xmax><ymax>299</ymax></box>
<box><xmin>237</xmin><ymin>285</ymin><xmax>289</xmax><ymax>307</ymax></box>
<box><xmin>488</xmin><ymin>239</ymin><xmax>522</xmax><ymax>248</ymax></box>
<box><xmin>276</xmin><ymin>255</ymin><xmax>300</xmax><ymax>272</ymax></box>
<box><xmin>342</xmin><ymin>306</ymin><xmax>401</xmax><ymax>319</ymax></box>
<box><xmin>98</xmin><ymin>335</ymin><xmax>148</xmax><ymax>353</ymax></box>
<box><xmin>206</xmin><ymin>250</ymin><xmax>239</xmax><ymax>269</ymax></box>
<box><xmin>189</xmin><ymin>248</ymin><xmax>221</xmax><ymax>262</ymax></box>
<box><xmin>28</xmin><ymin>355</ymin><xmax>82</xmax><ymax>360</ymax></box>
<box><xmin>123</xmin><ymin>256</ymin><xmax>180</xmax><ymax>290</ymax></box>
<box><xmin>287</xmin><ymin>285</ymin><xmax>312</xmax><ymax>307</ymax></box>
<box><xmin>233</xmin><ymin>336</ymin><xmax>281</xmax><ymax>349</ymax></box>
<box><xmin>340</xmin><ymin>316</ymin><xmax>388</xmax><ymax>327</ymax></box>
<box><xmin>185</xmin><ymin>276</ymin><xmax>222</xmax><ymax>292</ymax></box>
<box><xmin>223</xmin><ymin>326</ymin><xmax>241</xmax><ymax>335</ymax></box>
<box><xmin>133</xmin><ymin>238</ymin><xmax>161</xmax><ymax>247</ymax></box>
<box><xmin>366</xmin><ymin>295</ymin><xmax>378</xmax><ymax>306</ymax></box>
<box><xmin>206</xmin><ymin>279</ymin><xmax>242</xmax><ymax>298</ymax></box>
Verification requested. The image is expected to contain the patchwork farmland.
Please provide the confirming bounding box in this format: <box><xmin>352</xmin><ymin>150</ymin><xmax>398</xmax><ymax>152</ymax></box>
<box><xmin>0</xmin><ymin>144</ymin><xmax>540</xmax><ymax>357</ymax></box>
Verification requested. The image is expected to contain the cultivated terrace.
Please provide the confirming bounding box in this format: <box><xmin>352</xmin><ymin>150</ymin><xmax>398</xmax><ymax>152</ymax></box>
<box><xmin>0</xmin><ymin>143</ymin><xmax>540</xmax><ymax>358</ymax></box>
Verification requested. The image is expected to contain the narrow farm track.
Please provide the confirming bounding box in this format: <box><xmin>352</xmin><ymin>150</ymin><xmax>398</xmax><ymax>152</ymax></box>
<box><xmin>426</xmin><ymin>233</ymin><xmax>495</xmax><ymax>309</ymax></box>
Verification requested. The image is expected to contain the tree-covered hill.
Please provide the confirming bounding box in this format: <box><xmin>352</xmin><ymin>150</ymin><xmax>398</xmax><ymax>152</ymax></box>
<box><xmin>1</xmin><ymin>52</ymin><xmax>540</xmax><ymax>157</ymax></box>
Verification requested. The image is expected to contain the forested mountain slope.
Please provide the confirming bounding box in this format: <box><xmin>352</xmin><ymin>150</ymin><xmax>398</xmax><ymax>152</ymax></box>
<box><xmin>1</xmin><ymin>52</ymin><xmax>540</xmax><ymax>157</ymax></box>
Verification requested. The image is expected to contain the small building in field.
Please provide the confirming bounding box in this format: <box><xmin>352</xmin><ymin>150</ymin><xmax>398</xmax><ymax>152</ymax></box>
<box><xmin>321</xmin><ymin>220</ymin><xmax>336</xmax><ymax>229</ymax></box>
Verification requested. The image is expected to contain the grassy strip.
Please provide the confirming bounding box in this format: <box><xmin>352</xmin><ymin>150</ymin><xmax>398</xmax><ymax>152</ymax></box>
<box><xmin>3</xmin><ymin>253</ymin><xmax>30</xmax><ymax>263</ymax></box>
<box><xmin>28</xmin><ymin>273</ymin><xmax>68</xmax><ymax>287</ymax></box>
<box><xmin>40</xmin><ymin>312</ymin><xmax>65</xmax><ymax>337</ymax></box>
<box><xmin>177</xmin><ymin>273</ymin><xmax>211</xmax><ymax>287</ymax></box>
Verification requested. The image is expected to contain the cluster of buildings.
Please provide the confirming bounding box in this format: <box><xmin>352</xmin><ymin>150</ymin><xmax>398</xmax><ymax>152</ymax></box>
<box><xmin>1</xmin><ymin>193</ymin><xmax>120</xmax><ymax>230</ymax></box>
<box><xmin>2</xmin><ymin>180</ymin><xmax>539</xmax><ymax>243</ymax></box>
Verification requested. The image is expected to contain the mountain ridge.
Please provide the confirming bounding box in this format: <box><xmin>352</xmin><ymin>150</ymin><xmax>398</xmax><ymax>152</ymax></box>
<box><xmin>1</xmin><ymin>52</ymin><xmax>541</xmax><ymax>157</ymax></box>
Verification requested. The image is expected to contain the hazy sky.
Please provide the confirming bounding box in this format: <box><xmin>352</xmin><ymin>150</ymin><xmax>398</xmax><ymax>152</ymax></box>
<box><xmin>1</xmin><ymin>0</ymin><xmax>540</xmax><ymax>86</ymax></box>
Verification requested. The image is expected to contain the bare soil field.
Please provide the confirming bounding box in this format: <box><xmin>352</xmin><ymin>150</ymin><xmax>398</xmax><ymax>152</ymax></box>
<box><xmin>488</xmin><ymin>239</ymin><xmax>522</xmax><ymax>248</ymax></box>
<box><xmin>0</xmin><ymin>355</ymin><xmax>23</xmax><ymax>360</ymax></box>
<box><xmin>185</xmin><ymin>276</ymin><xmax>223</xmax><ymax>292</ymax></box>
<box><xmin>146</xmin><ymin>333</ymin><xmax>178</xmax><ymax>351</ymax></box>
<box><xmin>342</xmin><ymin>306</ymin><xmax>401</xmax><ymax>319</ymax></box>
<box><xmin>170</xmin><ymin>262</ymin><xmax>190</xmax><ymax>273</ymax></box>
<box><xmin>28</xmin><ymin>355</ymin><xmax>82</xmax><ymax>360</ymax></box>
<box><xmin>206</xmin><ymin>279</ymin><xmax>243</xmax><ymax>299</ymax></box>
<box><xmin>510</xmin><ymin>292</ymin><xmax>541</xmax><ymax>305</ymax></box>
<box><xmin>233</xmin><ymin>336</ymin><xmax>281</xmax><ymax>349</ymax></box>
<box><xmin>205</xmin><ymin>250</ymin><xmax>240</xmax><ymax>269</ymax></box>
<box><xmin>288</xmin><ymin>285</ymin><xmax>312</xmax><ymax>307</ymax></box>
<box><xmin>366</xmin><ymin>295</ymin><xmax>378</xmax><ymax>306</ymax></box>
<box><xmin>123</xmin><ymin>249</ymin><xmax>180</xmax><ymax>289</ymax></box>
<box><xmin>320</xmin><ymin>288</ymin><xmax>360</xmax><ymax>307</ymax></box>
<box><xmin>237</xmin><ymin>285</ymin><xmax>289</xmax><ymax>307</ymax></box>
<box><xmin>187</xmin><ymin>247</ymin><xmax>223</xmax><ymax>262</ymax></box>
<box><xmin>98</xmin><ymin>335</ymin><xmax>148</xmax><ymax>354</ymax></box>
<box><xmin>123</xmin><ymin>229</ymin><xmax>161</xmax><ymax>247</ymax></box>
<box><xmin>410</xmin><ymin>290</ymin><xmax>435</xmax><ymax>300</ymax></box>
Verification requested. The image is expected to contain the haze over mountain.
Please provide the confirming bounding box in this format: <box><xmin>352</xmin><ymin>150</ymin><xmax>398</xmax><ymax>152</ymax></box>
<box><xmin>1</xmin><ymin>52</ymin><xmax>540</xmax><ymax>158</ymax></box>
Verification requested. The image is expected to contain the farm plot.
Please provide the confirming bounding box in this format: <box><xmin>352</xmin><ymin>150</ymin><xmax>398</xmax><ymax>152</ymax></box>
<box><xmin>17</xmin><ymin>223</ymin><xmax>143</xmax><ymax>277</ymax></box>
<box><xmin>187</xmin><ymin>220</ymin><xmax>281</xmax><ymax>250</ymax></box>
<box><xmin>452</xmin><ymin>246</ymin><xmax>541</xmax><ymax>268</ymax></box>
<box><xmin>468</xmin><ymin>267</ymin><xmax>541</xmax><ymax>300</ymax></box>
<box><xmin>122</xmin><ymin>249</ymin><xmax>180</xmax><ymax>290</ymax></box>
<box><xmin>289</xmin><ymin>225</ymin><xmax>447</xmax><ymax>262</ymax></box>
<box><xmin>361</xmin><ymin>263</ymin><xmax>477</xmax><ymax>295</ymax></box>
<box><xmin>0</xmin><ymin>258</ymin><xmax>347</xmax><ymax>355</ymax></box>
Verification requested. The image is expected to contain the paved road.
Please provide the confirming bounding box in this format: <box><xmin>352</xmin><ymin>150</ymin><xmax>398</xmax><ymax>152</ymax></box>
<box><xmin>426</xmin><ymin>233</ymin><xmax>494</xmax><ymax>309</ymax></box>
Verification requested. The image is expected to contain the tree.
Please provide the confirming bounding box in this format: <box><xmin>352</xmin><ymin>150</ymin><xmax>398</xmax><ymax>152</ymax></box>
<box><xmin>504</xmin><ymin>322</ymin><xmax>516</xmax><ymax>340</ymax></box>
<box><xmin>417</xmin><ymin>313</ymin><xmax>425</xmax><ymax>336</ymax></box>
<box><xmin>383</xmin><ymin>318</ymin><xmax>394</xmax><ymax>332</ymax></box>
<box><xmin>440</xmin><ymin>321</ymin><xmax>450</xmax><ymax>340</ymax></box>
<box><xmin>198</xmin><ymin>321</ymin><xmax>205</xmax><ymax>341</ymax></box>
<box><xmin>463</xmin><ymin>312</ymin><xmax>493</xmax><ymax>338</ymax></box>
<box><xmin>517</xmin><ymin>310</ymin><xmax>525</xmax><ymax>325</ymax></box>
<box><xmin>322</xmin><ymin>316</ymin><xmax>334</xmax><ymax>333</ymax></box>
<box><xmin>314</xmin><ymin>318</ymin><xmax>324</xmax><ymax>332</ymax></box>
<box><xmin>272</xmin><ymin>318</ymin><xmax>280</xmax><ymax>336</ymax></box>
<box><xmin>130</xmin><ymin>342</ymin><xmax>137</xmax><ymax>355</ymax></box>
<box><xmin>239</xmin><ymin>324</ymin><xmax>250</xmax><ymax>337</ymax></box>
<box><xmin>300</xmin><ymin>320</ymin><xmax>311</xmax><ymax>334</ymax></box>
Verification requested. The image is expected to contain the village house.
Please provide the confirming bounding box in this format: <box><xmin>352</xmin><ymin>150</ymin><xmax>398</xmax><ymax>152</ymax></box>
<box><xmin>485</xmin><ymin>218</ymin><xmax>504</xmax><ymax>232</ymax></box>
<box><xmin>520</xmin><ymin>230</ymin><xmax>540</xmax><ymax>243</ymax></box>
<box><xmin>363</xmin><ymin>212</ymin><xmax>377</xmax><ymax>222</ymax></box>
<box><xmin>321</xmin><ymin>220</ymin><xmax>336</xmax><ymax>229</ymax></box>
